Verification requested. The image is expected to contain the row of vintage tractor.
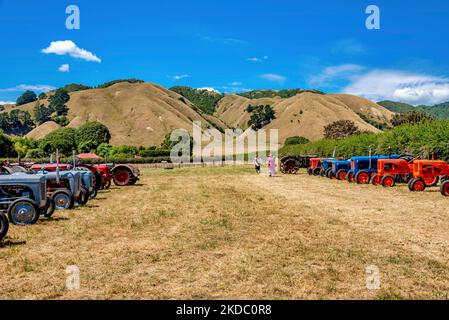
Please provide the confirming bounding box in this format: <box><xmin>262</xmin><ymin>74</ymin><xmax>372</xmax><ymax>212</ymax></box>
<box><xmin>0</xmin><ymin>161</ymin><xmax>140</xmax><ymax>241</ymax></box>
<box><xmin>292</xmin><ymin>154</ymin><xmax>449</xmax><ymax>196</ymax></box>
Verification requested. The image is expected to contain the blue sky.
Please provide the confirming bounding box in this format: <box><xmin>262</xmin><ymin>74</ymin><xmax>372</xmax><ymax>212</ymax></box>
<box><xmin>1</xmin><ymin>0</ymin><xmax>449</xmax><ymax>105</ymax></box>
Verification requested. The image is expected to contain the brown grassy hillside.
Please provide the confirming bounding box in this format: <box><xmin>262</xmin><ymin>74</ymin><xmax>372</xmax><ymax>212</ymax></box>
<box><xmin>265</xmin><ymin>93</ymin><xmax>383</xmax><ymax>143</ymax></box>
<box><xmin>25</xmin><ymin>121</ymin><xmax>60</xmax><ymax>140</ymax></box>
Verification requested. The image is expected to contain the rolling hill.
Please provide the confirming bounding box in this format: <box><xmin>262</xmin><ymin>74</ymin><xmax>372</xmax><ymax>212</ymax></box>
<box><xmin>6</xmin><ymin>82</ymin><xmax>395</xmax><ymax>146</ymax></box>
<box><xmin>379</xmin><ymin>100</ymin><xmax>449</xmax><ymax>119</ymax></box>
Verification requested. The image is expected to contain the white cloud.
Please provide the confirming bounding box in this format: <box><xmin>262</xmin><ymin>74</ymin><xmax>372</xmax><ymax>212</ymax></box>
<box><xmin>343</xmin><ymin>70</ymin><xmax>449</xmax><ymax>105</ymax></box>
<box><xmin>42</xmin><ymin>40</ymin><xmax>101</xmax><ymax>63</ymax></box>
<box><xmin>260</xmin><ymin>73</ymin><xmax>286</xmax><ymax>84</ymax></box>
<box><xmin>58</xmin><ymin>64</ymin><xmax>70</xmax><ymax>73</ymax></box>
<box><xmin>0</xmin><ymin>84</ymin><xmax>56</xmax><ymax>92</ymax></box>
<box><xmin>246</xmin><ymin>56</ymin><xmax>268</xmax><ymax>62</ymax></box>
<box><xmin>0</xmin><ymin>101</ymin><xmax>14</xmax><ymax>105</ymax></box>
<box><xmin>172</xmin><ymin>74</ymin><xmax>189</xmax><ymax>81</ymax></box>
<box><xmin>308</xmin><ymin>64</ymin><xmax>365</xmax><ymax>87</ymax></box>
<box><xmin>197</xmin><ymin>87</ymin><xmax>221</xmax><ymax>93</ymax></box>
<box><xmin>230</xmin><ymin>82</ymin><xmax>242</xmax><ymax>86</ymax></box>
<box><xmin>332</xmin><ymin>39</ymin><xmax>365</xmax><ymax>55</ymax></box>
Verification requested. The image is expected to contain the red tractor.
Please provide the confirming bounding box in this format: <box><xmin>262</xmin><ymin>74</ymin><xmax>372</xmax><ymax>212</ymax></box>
<box><xmin>407</xmin><ymin>160</ymin><xmax>448</xmax><ymax>192</ymax></box>
<box><xmin>307</xmin><ymin>158</ymin><xmax>322</xmax><ymax>176</ymax></box>
<box><xmin>371</xmin><ymin>158</ymin><xmax>414</xmax><ymax>187</ymax></box>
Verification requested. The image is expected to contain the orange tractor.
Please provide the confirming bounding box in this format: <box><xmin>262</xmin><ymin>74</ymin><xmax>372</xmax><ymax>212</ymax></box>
<box><xmin>407</xmin><ymin>160</ymin><xmax>448</xmax><ymax>192</ymax></box>
<box><xmin>371</xmin><ymin>158</ymin><xmax>414</xmax><ymax>187</ymax></box>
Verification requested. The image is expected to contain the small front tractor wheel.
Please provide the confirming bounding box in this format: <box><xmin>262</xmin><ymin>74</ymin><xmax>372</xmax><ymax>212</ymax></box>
<box><xmin>41</xmin><ymin>197</ymin><xmax>56</xmax><ymax>218</ymax></box>
<box><xmin>347</xmin><ymin>172</ymin><xmax>355</xmax><ymax>183</ymax></box>
<box><xmin>371</xmin><ymin>174</ymin><xmax>382</xmax><ymax>186</ymax></box>
<box><xmin>424</xmin><ymin>176</ymin><xmax>439</xmax><ymax>187</ymax></box>
<box><xmin>324</xmin><ymin>168</ymin><xmax>332</xmax><ymax>177</ymax></box>
<box><xmin>440</xmin><ymin>180</ymin><xmax>449</xmax><ymax>196</ymax></box>
<box><xmin>336</xmin><ymin>170</ymin><xmax>347</xmax><ymax>181</ymax></box>
<box><xmin>355</xmin><ymin>171</ymin><xmax>370</xmax><ymax>184</ymax></box>
<box><xmin>381</xmin><ymin>175</ymin><xmax>396</xmax><ymax>188</ymax></box>
<box><xmin>89</xmin><ymin>188</ymin><xmax>98</xmax><ymax>199</ymax></box>
<box><xmin>319</xmin><ymin>169</ymin><xmax>326</xmax><ymax>177</ymax></box>
<box><xmin>113</xmin><ymin>169</ymin><xmax>131</xmax><ymax>186</ymax></box>
<box><xmin>52</xmin><ymin>190</ymin><xmax>74</xmax><ymax>210</ymax></box>
<box><xmin>307</xmin><ymin>168</ymin><xmax>312</xmax><ymax>175</ymax></box>
<box><xmin>409</xmin><ymin>178</ymin><xmax>426</xmax><ymax>192</ymax></box>
<box><xmin>0</xmin><ymin>213</ymin><xmax>9</xmax><ymax>241</ymax></box>
<box><xmin>312</xmin><ymin>168</ymin><xmax>321</xmax><ymax>176</ymax></box>
<box><xmin>7</xmin><ymin>199</ymin><xmax>40</xmax><ymax>225</ymax></box>
<box><xmin>76</xmin><ymin>187</ymin><xmax>89</xmax><ymax>206</ymax></box>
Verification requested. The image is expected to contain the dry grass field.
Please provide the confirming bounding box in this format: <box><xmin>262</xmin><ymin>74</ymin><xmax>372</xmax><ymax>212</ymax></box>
<box><xmin>1</xmin><ymin>166</ymin><xmax>449</xmax><ymax>300</ymax></box>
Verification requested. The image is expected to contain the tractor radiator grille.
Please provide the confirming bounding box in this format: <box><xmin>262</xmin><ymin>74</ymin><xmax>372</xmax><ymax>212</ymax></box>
<box><xmin>41</xmin><ymin>182</ymin><xmax>47</xmax><ymax>201</ymax></box>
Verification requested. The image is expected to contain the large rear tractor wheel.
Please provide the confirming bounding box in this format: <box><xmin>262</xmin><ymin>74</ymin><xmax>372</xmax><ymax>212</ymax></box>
<box><xmin>440</xmin><ymin>180</ymin><xmax>449</xmax><ymax>196</ymax></box>
<box><xmin>408</xmin><ymin>178</ymin><xmax>426</xmax><ymax>192</ymax></box>
<box><xmin>381</xmin><ymin>175</ymin><xmax>396</xmax><ymax>188</ymax></box>
<box><xmin>0</xmin><ymin>213</ymin><xmax>9</xmax><ymax>241</ymax></box>
<box><xmin>336</xmin><ymin>170</ymin><xmax>347</xmax><ymax>181</ymax></box>
<box><xmin>52</xmin><ymin>190</ymin><xmax>74</xmax><ymax>210</ymax></box>
<box><xmin>355</xmin><ymin>171</ymin><xmax>370</xmax><ymax>184</ymax></box>
<box><xmin>312</xmin><ymin>168</ymin><xmax>321</xmax><ymax>176</ymax></box>
<box><xmin>113</xmin><ymin>169</ymin><xmax>131</xmax><ymax>186</ymax></box>
<box><xmin>7</xmin><ymin>199</ymin><xmax>40</xmax><ymax>225</ymax></box>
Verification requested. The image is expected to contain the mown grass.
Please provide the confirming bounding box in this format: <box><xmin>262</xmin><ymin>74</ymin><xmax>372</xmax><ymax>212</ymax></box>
<box><xmin>1</xmin><ymin>166</ymin><xmax>449</xmax><ymax>299</ymax></box>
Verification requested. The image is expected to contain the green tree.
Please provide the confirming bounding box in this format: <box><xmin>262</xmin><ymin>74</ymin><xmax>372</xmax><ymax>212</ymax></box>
<box><xmin>33</xmin><ymin>103</ymin><xmax>52</xmax><ymax>125</ymax></box>
<box><xmin>16</xmin><ymin>90</ymin><xmax>37</xmax><ymax>106</ymax></box>
<box><xmin>96</xmin><ymin>143</ymin><xmax>112</xmax><ymax>158</ymax></box>
<box><xmin>77</xmin><ymin>140</ymin><xmax>97</xmax><ymax>153</ymax></box>
<box><xmin>48</xmin><ymin>88</ymin><xmax>70</xmax><ymax>116</ymax></box>
<box><xmin>75</xmin><ymin>122</ymin><xmax>111</xmax><ymax>149</ymax></box>
<box><xmin>247</xmin><ymin>105</ymin><xmax>276</xmax><ymax>130</ymax></box>
<box><xmin>324</xmin><ymin>120</ymin><xmax>360</xmax><ymax>140</ymax></box>
<box><xmin>39</xmin><ymin>127</ymin><xmax>77</xmax><ymax>155</ymax></box>
<box><xmin>0</xmin><ymin>134</ymin><xmax>15</xmax><ymax>157</ymax></box>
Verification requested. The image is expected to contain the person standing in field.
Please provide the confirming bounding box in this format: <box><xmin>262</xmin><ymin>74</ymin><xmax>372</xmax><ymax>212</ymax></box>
<box><xmin>254</xmin><ymin>156</ymin><xmax>261</xmax><ymax>174</ymax></box>
<box><xmin>267</xmin><ymin>154</ymin><xmax>276</xmax><ymax>177</ymax></box>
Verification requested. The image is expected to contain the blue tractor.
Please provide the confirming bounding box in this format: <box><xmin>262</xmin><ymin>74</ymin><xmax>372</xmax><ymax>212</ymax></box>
<box><xmin>0</xmin><ymin>173</ymin><xmax>51</xmax><ymax>225</ymax></box>
<box><xmin>330</xmin><ymin>160</ymin><xmax>351</xmax><ymax>180</ymax></box>
<box><xmin>346</xmin><ymin>155</ymin><xmax>402</xmax><ymax>184</ymax></box>
<box><xmin>319</xmin><ymin>158</ymin><xmax>336</xmax><ymax>177</ymax></box>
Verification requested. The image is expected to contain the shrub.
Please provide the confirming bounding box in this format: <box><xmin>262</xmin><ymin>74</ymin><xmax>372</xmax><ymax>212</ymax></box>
<box><xmin>284</xmin><ymin>136</ymin><xmax>310</xmax><ymax>145</ymax></box>
<box><xmin>391</xmin><ymin>110</ymin><xmax>435</xmax><ymax>127</ymax></box>
<box><xmin>324</xmin><ymin>120</ymin><xmax>360</xmax><ymax>140</ymax></box>
<box><xmin>247</xmin><ymin>105</ymin><xmax>276</xmax><ymax>130</ymax></box>
<box><xmin>0</xmin><ymin>134</ymin><xmax>15</xmax><ymax>157</ymax></box>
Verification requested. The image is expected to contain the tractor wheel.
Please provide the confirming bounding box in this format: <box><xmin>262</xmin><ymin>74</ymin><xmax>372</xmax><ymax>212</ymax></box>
<box><xmin>128</xmin><ymin>178</ymin><xmax>137</xmax><ymax>185</ymax></box>
<box><xmin>41</xmin><ymin>197</ymin><xmax>56</xmax><ymax>218</ymax></box>
<box><xmin>307</xmin><ymin>168</ymin><xmax>312</xmax><ymax>175</ymax></box>
<box><xmin>371</xmin><ymin>174</ymin><xmax>382</xmax><ymax>186</ymax></box>
<box><xmin>355</xmin><ymin>171</ymin><xmax>370</xmax><ymax>184</ymax></box>
<box><xmin>7</xmin><ymin>199</ymin><xmax>40</xmax><ymax>225</ymax></box>
<box><xmin>319</xmin><ymin>169</ymin><xmax>326</xmax><ymax>177</ymax></box>
<box><xmin>325</xmin><ymin>168</ymin><xmax>332</xmax><ymax>178</ymax></box>
<box><xmin>0</xmin><ymin>213</ymin><xmax>9</xmax><ymax>241</ymax></box>
<box><xmin>104</xmin><ymin>179</ymin><xmax>111</xmax><ymax>189</ymax></box>
<box><xmin>327</xmin><ymin>170</ymin><xmax>335</xmax><ymax>179</ymax></box>
<box><xmin>113</xmin><ymin>169</ymin><xmax>131</xmax><ymax>186</ymax></box>
<box><xmin>336</xmin><ymin>170</ymin><xmax>347</xmax><ymax>181</ymax></box>
<box><xmin>440</xmin><ymin>181</ymin><xmax>449</xmax><ymax>196</ymax></box>
<box><xmin>424</xmin><ymin>176</ymin><xmax>439</xmax><ymax>187</ymax></box>
<box><xmin>76</xmin><ymin>187</ymin><xmax>89</xmax><ymax>206</ymax></box>
<box><xmin>346</xmin><ymin>172</ymin><xmax>355</xmax><ymax>183</ymax></box>
<box><xmin>381</xmin><ymin>175</ymin><xmax>396</xmax><ymax>188</ymax></box>
<box><xmin>89</xmin><ymin>188</ymin><xmax>97</xmax><ymax>199</ymax></box>
<box><xmin>409</xmin><ymin>178</ymin><xmax>426</xmax><ymax>192</ymax></box>
<box><xmin>312</xmin><ymin>168</ymin><xmax>321</xmax><ymax>176</ymax></box>
<box><xmin>52</xmin><ymin>190</ymin><xmax>74</xmax><ymax>210</ymax></box>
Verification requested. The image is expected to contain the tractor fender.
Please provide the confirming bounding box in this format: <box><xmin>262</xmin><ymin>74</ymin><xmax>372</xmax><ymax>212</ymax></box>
<box><xmin>112</xmin><ymin>164</ymin><xmax>140</xmax><ymax>179</ymax></box>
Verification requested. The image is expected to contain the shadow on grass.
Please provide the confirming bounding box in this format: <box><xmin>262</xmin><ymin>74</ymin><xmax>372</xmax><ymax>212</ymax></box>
<box><xmin>0</xmin><ymin>240</ymin><xmax>27</xmax><ymax>248</ymax></box>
